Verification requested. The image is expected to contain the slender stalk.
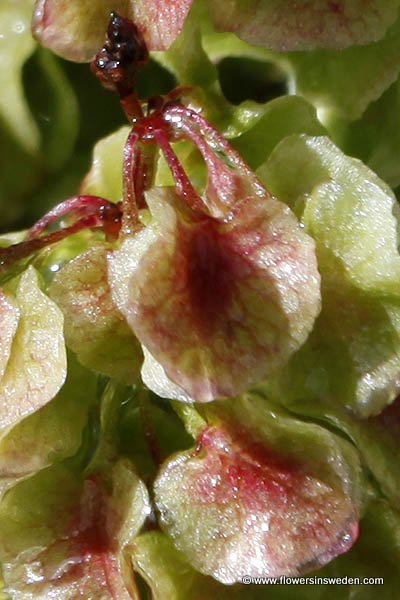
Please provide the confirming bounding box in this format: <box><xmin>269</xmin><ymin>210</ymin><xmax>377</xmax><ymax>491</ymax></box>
<box><xmin>165</xmin><ymin>103</ymin><xmax>265</xmax><ymax>192</ymax></box>
<box><xmin>0</xmin><ymin>199</ymin><xmax>122</xmax><ymax>272</ymax></box>
<box><xmin>166</xmin><ymin>104</ymin><xmax>238</xmax><ymax>157</ymax></box>
<box><xmin>0</xmin><ymin>215</ymin><xmax>102</xmax><ymax>272</ymax></box>
<box><xmin>154</xmin><ymin>130</ymin><xmax>208</xmax><ymax>214</ymax></box>
<box><xmin>163</xmin><ymin>103</ymin><xmax>268</xmax><ymax>212</ymax></box>
<box><xmin>27</xmin><ymin>195</ymin><xmax>112</xmax><ymax>238</ymax></box>
<box><xmin>171</xmin><ymin>401</ymin><xmax>207</xmax><ymax>439</ymax></box>
<box><xmin>120</xmin><ymin>92</ymin><xmax>144</xmax><ymax>123</ymax></box>
<box><xmin>121</xmin><ymin>129</ymin><xmax>143</xmax><ymax>235</ymax></box>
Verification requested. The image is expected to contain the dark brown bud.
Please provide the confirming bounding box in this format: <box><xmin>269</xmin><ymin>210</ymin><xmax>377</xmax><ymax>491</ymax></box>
<box><xmin>91</xmin><ymin>12</ymin><xmax>149</xmax><ymax>97</ymax></box>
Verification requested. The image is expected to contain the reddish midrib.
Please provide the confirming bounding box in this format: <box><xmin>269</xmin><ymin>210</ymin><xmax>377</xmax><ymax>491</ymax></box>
<box><xmin>184</xmin><ymin>220</ymin><xmax>234</xmax><ymax>337</ymax></box>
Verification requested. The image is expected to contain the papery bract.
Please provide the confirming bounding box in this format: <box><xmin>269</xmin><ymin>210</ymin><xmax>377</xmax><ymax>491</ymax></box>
<box><xmin>132</xmin><ymin>531</ymin><xmax>274</xmax><ymax>599</ymax></box>
<box><xmin>32</xmin><ymin>0</ymin><xmax>193</xmax><ymax>61</ymax></box>
<box><xmin>0</xmin><ymin>355</ymin><xmax>98</xmax><ymax>497</ymax></box>
<box><xmin>0</xmin><ymin>459</ymin><xmax>149</xmax><ymax>599</ymax></box>
<box><xmin>0</xmin><ymin>381</ymin><xmax>151</xmax><ymax>598</ymax></box>
<box><xmin>260</xmin><ymin>134</ymin><xmax>400</xmax><ymax>416</ymax></box>
<box><xmin>0</xmin><ymin>291</ymin><xmax>19</xmax><ymax>383</ymax></box>
<box><xmin>209</xmin><ymin>0</ymin><xmax>400</xmax><ymax>51</ymax></box>
<box><xmin>132</xmin><ymin>513</ymin><xmax>400</xmax><ymax>597</ymax></box>
<box><xmin>109</xmin><ymin>183</ymin><xmax>320</xmax><ymax>402</ymax></box>
<box><xmin>154</xmin><ymin>395</ymin><xmax>360</xmax><ymax>583</ymax></box>
<box><xmin>49</xmin><ymin>245</ymin><xmax>142</xmax><ymax>384</ymax></box>
<box><xmin>0</xmin><ymin>267</ymin><xmax>66</xmax><ymax>436</ymax></box>
<box><xmin>128</xmin><ymin>0</ymin><xmax>193</xmax><ymax>53</ymax></box>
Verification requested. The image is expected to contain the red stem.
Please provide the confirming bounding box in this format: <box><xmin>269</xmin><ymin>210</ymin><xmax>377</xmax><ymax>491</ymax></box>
<box><xmin>0</xmin><ymin>197</ymin><xmax>123</xmax><ymax>272</ymax></box>
<box><xmin>164</xmin><ymin>104</ymin><xmax>264</xmax><ymax>186</ymax></box>
<box><xmin>122</xmin><ymin>129</ymin><xmax>143</xmax><ymax>235</ymax></box>
<box><xmin>28</xmin><ymin>195</ymin><xmax>112</xmax><ymax>238</ymax></box>
<box><xmin>120</xmin><ymin>92</ymin><xmax>144</xmax><ymax>123</ymax></box>
<box><xmin>162</xmin><ymin>103</ymin><xmax>267</xmax><ymax>213</ymax></box>
<box><xmin>165</xmin><ymin>104</ymin><xmax>237</xmax><ymax>156</ymax></box>
<box><xmin>164</xmin><ymin>85</ymin><xmax>194</xmax><ymax>103</ymax></box>
<box><xmin>154</xmin><ymin>130</ymin><xmax>207</xmax><ymax>214</ymax></box>
<box><xmin>0</xmin><ymin>214</ymin><xmax>104</xmax><ymax>272</ymax></box>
